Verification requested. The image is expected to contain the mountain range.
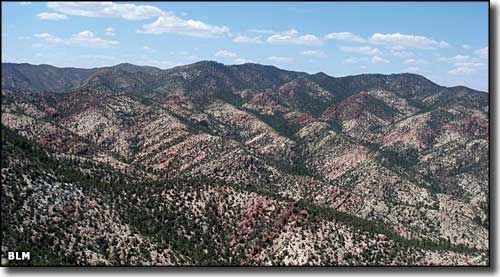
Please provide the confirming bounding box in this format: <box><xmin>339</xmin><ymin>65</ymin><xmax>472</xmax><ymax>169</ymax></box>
<box><xmin>1</xmin><ymin>61</ymin><xmax>489</xmax><ymax>266</ymax></box>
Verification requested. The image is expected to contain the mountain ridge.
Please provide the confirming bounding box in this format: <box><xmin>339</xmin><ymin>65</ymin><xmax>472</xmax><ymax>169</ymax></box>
<box><xmin>2</xmin><ymin>61</ymin><xmax>487</xmax><ymax>94</ymax></box>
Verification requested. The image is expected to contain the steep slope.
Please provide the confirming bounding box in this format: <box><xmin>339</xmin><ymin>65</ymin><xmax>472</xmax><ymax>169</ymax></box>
<box><xmin>1</xmin><ymin>125</ymin><xmax>487</xmax><ymax>266</ymax></box>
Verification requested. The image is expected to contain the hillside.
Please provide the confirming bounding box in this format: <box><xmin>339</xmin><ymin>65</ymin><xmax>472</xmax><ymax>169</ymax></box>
<box><xmin>1</xmin><ymin>61</ymin><xmax>489</xmax><ymax>266</ymax></box>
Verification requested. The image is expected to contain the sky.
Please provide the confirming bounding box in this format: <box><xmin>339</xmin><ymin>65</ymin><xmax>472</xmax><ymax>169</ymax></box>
<box><xmin>1</xmin><ymin>1</ymin><xmax>489</xmax><ymax>91</ymax></box>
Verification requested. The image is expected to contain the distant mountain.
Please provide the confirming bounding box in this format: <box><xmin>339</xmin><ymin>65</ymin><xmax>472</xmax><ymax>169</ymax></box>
<box><xmin>1</xmin><ymin>63</ymin><xmax>96</xmax><ymax>92</ymax></box>
<box><xmin>2</xmin><ymin>61</ymin><xmax>473</xmax><ymax>94</ymax></box>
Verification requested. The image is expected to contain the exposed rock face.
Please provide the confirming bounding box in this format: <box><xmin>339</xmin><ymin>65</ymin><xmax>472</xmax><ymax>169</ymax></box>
<box><xmin>1</xmin><ymin>61</ymin><xmax>489</xmax><ymax>266</ymax></box>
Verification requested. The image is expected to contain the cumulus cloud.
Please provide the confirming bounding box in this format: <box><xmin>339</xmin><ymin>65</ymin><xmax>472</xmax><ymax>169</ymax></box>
<box><xmin>234</xmin><ymin>58</ymin><xmax>255</xmax><ymax>64</ymax></box>
<box><xmin>404</xmin><ymin>58</ymin><xmax>428</xmax><ymax>65</ymax></box>
<box><xmin>391</xmin><ymin>50</ymin><xmax>414</xmax><ymax>57</ymax></box>
<box><xmin>143</xmin><ymin>46</ymin><xmax>155</xmax><ymax>53</ymax></box>
<box><xmin>369</xmin><ymin>33</ymin><xmax>449</xmax><ymax>50</ymax></box>
<box><xmin>47</xmin><ymin>2</ymin><xmax>162</xmax><ymax>20</ymax></box>
<box><xmin>324</xmin><ymin>32</ymin><xmax>365</xmax><ymax>43</ymax></box>
<box><xmin>300</xmin><ymin>50</ymin><xmax>327</xmax><ymax>58</ymax></box>
<box><xmin>105</xmin><ymin>27</ymin><xmax>116</xmax><ymax>36</ymax></box>
<box><xmin>323</xmin><ymin>31</ymin><xmax>449</xmax><ymax>52</ymax></box>
<box><xmin>267</xmin><ymin>56</ymin><xmax>293</xmax><ymax>62</ymax></box>
<box><xmin>462</xmin><ymin>44</ymin><xmax>473</xmax><ymax>50</ymax></box>
<box><xmin>33</xmin><ymin>31</ymin><xmax>119</xmax><ymax>48</ymax></box>
<box><xmin>214</xmin><ymin>50</ymin><xmax>238</xmax><ymax>58</ymax></box>
<box><xmin>33</xmin><ymin>33</ymin><xmax>63</xmax><ymax>44</ymax></box>
<box><xmin>440</xmin><ymin>53</ymin><xmax>485</xmax><ymax>76</ymax></box>
<box><xmin>214</xmin><ymin>50</ymin><xmax>254</xmax><ymax>64</ymax></box>
<box><xmin>439</xmin><ymin>54</ymin><xmax>475</xmax><ymax>63</ymax></box>
<box><xmin>343</xmin><ymin>56</ymin><xmax>388</xmax><ymax>65</ymax></box>
<box><xmin>267</xmin><ymin>29</ymin><xmax>322</xmax><ymax>46</ymax></box>
<box><xmin>248</xmin><ymin>29</ymin><xmax>274</xmax><ymax>34</ymax></box>
<box><xmin>342</xmin><ymin>57</ymin><xmax>369</xmax><ymax>64</ymax></box>
<box><xmin>232</xmin><ymin>35</ymin><xmax>263</xmax><ymax>44</ymax></box>
<box><xmin>135</xmin><ymin>58</ymin><xmax>179</xmax><ymax>69</ymax></box>
<box><xmin>69</xmin><ymin>31</ymin><xmax>119</xmax><ymax>47</ymax></box>
<box><xmin>137</xmin><ymin>11</ymin><xmax>230</xmax><ymax>38</ymax></box>
<box><xmin>454</xmin><ymin>62</ymin><xmax>484</xmax><ymax>67</ymax></box>
<box><xmin>448</xmin><ymin>67</ymin><xmax>477</xmax><ymax>75</ymax></box>
<box><xmin>340</xmin><ymin>46</ymin><xmax>382</xmax><ymax>56</ymax></box>
<box><xmin>48</xmin><ymin>2</ymin><xmax>229</xmax><ymax>39</ymax></box>
<box><xmin>371</xmin><ymin>56</ymin><xmax>390</xmax><ymax>64</ymax></box>
<box><xmin>37</xmin><ymin>12</ymin><xmax>68</xmax><ymax>20</ymax></box>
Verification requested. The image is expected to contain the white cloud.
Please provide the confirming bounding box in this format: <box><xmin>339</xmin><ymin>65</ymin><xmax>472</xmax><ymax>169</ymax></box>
<box><xmin>213</xmin><ymin>50</ymin><xmax>254</xmax><ymax>64</ymax></box>
<box><xmin>18</xmin><ymin>36</ymin><xmax>31</xmax><ymax>40</ymax></box>
<box><xmin>48</xmin><ymin>2</ymin><xmax>229</xmax><ymax>39</ymax></box>
<box><xmin>234</xmin><ymin>58</ymin><xmax>255</xmax><ymax>64</ymax></box>
<box><xmin>135</xmin><ymin>58</ymin><xmax>179</xmax><ymax>69</ymax></box>
<box><xmin>79</xmin><ymin>54</ymin><xmax>118</xmax><ymax>61</ymax></box>
<box><xmin>19</xmin><ymin>2</ymin><xmax>31</xmax><ymax>5</ymax></box>
<box><xmin>214</xmin><ymin>50</ymin><xmax>237</xmax><ymax>58</ymax></box>
<box><xmin>369</xmin><ymin>33</ymin><xmax>449</xmax><ymax>49</ymax></box>
<box><xmin>403</xmin><ymin>66</ymin><xmax>419</xmax><ymax>72</ymax></box>
<box><xmin>324</xmin><ymin>32</ymin><xmax>365</xmax><ymax>43</ymax></box>
<box><xmin>143</xmin><ymin>46</ymin><xmax>155</xmax><ymax>53</ymax></box>
<box><xmin>439</xmin><ymin>54</ymin><xmax>475</xmax><ymax>63</ymax></box>
<box><xmin>454</xmin><ymin>62</ymin><xmax>484</xmax><ymax>67</ymax></box>
<box><xmin>37</xmin><ymin>12</ymin><xmax>68</xmax><ymax>20</ymax></box>
<box><xmin>322</xmin><ymin>31</ymin><xmax>450</xmax><ymax>50</ymax></box>
<box><xmin>343</xmin><ymin>55</ymin><xmax>395</xmax><ymax>65</ymax></box>
<box><xmin>404</xmin><ymin>58</ymin><xmax>428</xmax><ymax>65</ymax></box>
<box><xmin>267</xmin><ymin>56</ymin><xmax>293</xmax><ymax>62</ymax></box>
<box><xmin>33</xmin><ymin>33</ymin><xmax>63</xmax><ymax>44</ymax></box>
<box><xmin>340</xmin><ymin>46</ymin><xmax>382</xmax><ymax>56</ymax></box>
<box><xmin>300</xmin><ymin>50</ymin><xmax>327</xmax><ymax>58</ymax></box>
<box><xmin>391</xmin><ymin>50</ymin><xmax>414</xmax><ymax>57</ymax></box>
<box><xmin>371</xmin><ymin>56</ymin><xmax>390</xmax><ymax>64</ymax></box>
<box><xmin>248</xmin><ymin>29</ymin><xmax>274</xmax><ymax>34</ymax></box>
<box><xmin>47</xmin><ymin>2</ymin><xmax>162</xmax><ymax>20</ymax></box>
<box><xmin>33</xmin><ymin>31</ymin><xmax>119</xmax><ymax>48</ymax></box>
<box><xmin>439</xmin><ymin>54</ymin><xmax>485</xmax><ymax>76</ymax></box>
<box><xmin>462</xmin><ymin>44</ymin><xmax>473</xmax><ymax>50</ymax></box>
<box><xmin>105</xmin><ymin>27</ymin><xmax>116</xmax><ymax>36</ymax></box>
<box><xmin>137</xmin><ymin>11</ymin><xmax>230</xmax><ymax>38</ymax></box>
<box><xmin>266</xmin><ymin>29</ymin><xmax>322</xmax><ymax>46</ymax></box>
<box><xmin>360</xmin><ymin>65</ymin><xmax>368</xmax><ymax>69</ymax></box>
<box><xmin>342</xmin><ymin>57</ymin><xmax>369</xmax><ymax>64</ymax></box>
<box><xmin>475</xmin><ymin>47</ymin><xmax>488</xmax><ymax>59</ymax></box>
<box><xmin>448</xmin><ymin>67</ymin><xmax>477</xmax><ymax>75</ymax></box>
<box><xmin>69</xmin><ymin>31</ymin><xmax>119</xmax><ymax>47</ymax></box>
<box><xmin>232</xmin><ymin>35</ymin><xmax>263</xmax><ymax>44</ymax></box>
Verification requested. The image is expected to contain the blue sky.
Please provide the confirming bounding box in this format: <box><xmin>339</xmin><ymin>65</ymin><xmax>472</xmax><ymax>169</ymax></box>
<box><xmin>1</xmin><ymin>1</ymin><xmax>489</xmax><ymax>91</ymax></box>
